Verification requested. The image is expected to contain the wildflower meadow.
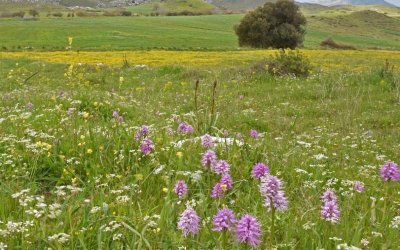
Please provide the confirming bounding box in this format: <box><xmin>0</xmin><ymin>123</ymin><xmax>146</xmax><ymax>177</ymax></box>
<box><xmin>0</xmin><ymin>49</ymin><xmax>400</xmax><ymax>249</ymax></box>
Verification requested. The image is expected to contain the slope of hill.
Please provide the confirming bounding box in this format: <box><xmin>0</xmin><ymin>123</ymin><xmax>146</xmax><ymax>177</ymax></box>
<box><xmin>150</xmin><ymin>0</ymin><xmax>216</xmax><ymax>13</ymax></box>
<box><xmin>0</xmin><ymin>0</ymin><xmax>145</xmax><ymax>8</ymax></box>
<box><xmin>303</xmin><ymin>0</ymin><xmax>395</xmax><ymax>6</ymax></box>
<box><xmin>209</xmin><ymin>0</ymin><xmax>271</xmax><ymax>10</ymax></box>
<box><xmin>125</xmin><ymin>0</ymin><xmax>218</xmax><ymax>14</ymax></box>
<box><xmin>207</xmin><ymin>0</ymin><xmax>399</xmax><ymax>11</ymax></box>
<box><xmin>0</xmin><ymin>10</ymin><xmax>399</xmax><ymax>50</ymax></box>
<box><xmin>300</xmin><ymin>3</ymin><xmax>400</xmax><ymax>17</ymax></box>
<box><xmin>306</xmin><ymin>10</ymin><xmax>400</xmax><ymax>47</ymax></box>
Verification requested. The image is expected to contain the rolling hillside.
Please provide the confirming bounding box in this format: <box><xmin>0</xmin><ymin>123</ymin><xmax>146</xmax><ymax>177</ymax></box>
<box><xmin>300</xmin><ymin>0</ymin><xmax>398</xmax><ymax>6</ymax></box>
<box><xmin>306</xmin><ymin>10</ymin><xmax>400</xmax><ymax>47</ymax></box>
<box><xmin>209</xmin><ymin>0</ymin><xmax>271</xmax><ymax>10</ymax></box>
<box><xmin>0</xmin><ymin>10</ymin><xmax>399</xmax><ymax>50</ymax></box>
<box><xmin>208</xmin><ymin>0</ymin><xmax>400</xmax><ymax>10</ymax></box>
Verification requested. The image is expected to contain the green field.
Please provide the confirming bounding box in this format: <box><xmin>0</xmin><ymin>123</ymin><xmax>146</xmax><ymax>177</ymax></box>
<box><xmin>1</xmin><ymin>10</ymin><xmax>400</xmax><ymax>51</ymax></box>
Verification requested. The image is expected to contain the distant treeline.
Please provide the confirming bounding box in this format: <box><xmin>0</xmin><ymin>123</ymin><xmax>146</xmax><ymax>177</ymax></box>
<box><xmin>0</xmin><ymin>9</ymin><xmax>239</xmax><ymax>19</ymax></box>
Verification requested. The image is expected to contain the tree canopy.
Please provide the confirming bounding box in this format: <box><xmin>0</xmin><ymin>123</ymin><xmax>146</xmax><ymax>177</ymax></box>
<box><xmin>235</xmin><ymin>0</ymin><xmax>307</xmax><ymax>49</ymax></box>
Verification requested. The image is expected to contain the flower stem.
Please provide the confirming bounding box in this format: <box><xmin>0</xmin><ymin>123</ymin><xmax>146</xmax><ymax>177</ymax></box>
<box><xmin>270</xmin><ymin>207</ymin><xmax>276</xmax><ymax>249</ymax></box>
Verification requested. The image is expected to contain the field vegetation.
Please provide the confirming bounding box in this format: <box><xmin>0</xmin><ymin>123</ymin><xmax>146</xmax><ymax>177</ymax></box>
<box><xmin>1</xmin><ymin>1</ymin><xmax>400</xmax><ymax>249</ymax></box>
<box><xmin>1</xmin><ymin>47</ymin><xmax>400</xmax><ymax>249</ymax></box>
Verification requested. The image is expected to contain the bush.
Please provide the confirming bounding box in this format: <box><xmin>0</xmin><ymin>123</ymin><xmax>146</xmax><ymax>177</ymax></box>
<box><xmin>320</xmin><ymin>37</ymin><xmax>355</xmax><ymax>50</ymax></box>
<box><xmin>76</xmin><ymin>11</ymin><xmax>97</xmax><ymax>17</ymax></box>
<box><xmin>265</xmin><ymin>50</ymin><xmax>312</xmax><ymax>77</ymax></box>
<box><xmin>165</xmin><ymin>10</ymin><xmax>211</xmax><ymax>16</ymax></box>
<box><xmin>120</xmin><ymin>10</ymin><xmax>132</xmax><ymax>16</ymax></box>
<box><xmin>12</xmin><ymin>11</ymin><xmax>25</xmax><ymax>18</ymax></box>
<box><xmin>52</xmin><ymin>12</ymin><xmax>63</xmax><ymax>17</ymax></box>
<box><xmin>0</xmin><ymin>12</ymin><xmax>13</xmax><ymax>18</ymax></box>
<box><xmin>235</xmin><ymin>0</ymin><xmax>306</xmax><ymax>49</ymax></box>
<box><xmin>103</xmin><ymin>11</ymin><xmax>119</xmax><ymax>16</ymax></box>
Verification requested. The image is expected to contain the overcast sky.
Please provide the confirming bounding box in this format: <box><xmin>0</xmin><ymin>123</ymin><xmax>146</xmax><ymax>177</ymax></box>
<box><xmin>296</xmin><ymin>0</ymin><xmax>399</xmax><ymax>6</ymax></box>
<box><xmin>385</xmin><ymin>0</ymin><xmax>399</xmax><ymax>5</ymax></box>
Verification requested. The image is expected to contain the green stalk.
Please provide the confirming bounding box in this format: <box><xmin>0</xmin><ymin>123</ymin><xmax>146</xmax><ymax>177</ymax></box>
<box><xmin>270</xmin><ymin>206</ymin><xmax>276</xmax><ymax>249</ymax></box>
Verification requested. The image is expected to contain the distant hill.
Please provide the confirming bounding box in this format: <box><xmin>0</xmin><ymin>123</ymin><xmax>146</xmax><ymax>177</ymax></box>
<box><xmin>0</xmin><ymin>0</ymin><xmax>147</xmax><ymax>8</ymax></box>
<box><xmin>306</xmin><ymin>10</ymin><xmax>400</xmax><ymax>48</ymax></box>
<box><xmin>302</xmin><ymin>0</ymin><xmax>396</xmax><ymax>7</ymax></box>
<box><xmin>0</xmin><ymin>0</ymin><xmax>219</xmax><ymax>10</ymax></box>
<box><xmin>150</xmin><ymin>0</ymin><xmax>217</xmax><ymax>13</ymax></box>
<box><xmin>207</xmin><ymin>0</ymin><xmax>398</xmax><ymax>10</ymax></box>
<box><xmin>208</xmin><ymin>0</ymin><xmax>272</xmax><ymax>10</ymax></box>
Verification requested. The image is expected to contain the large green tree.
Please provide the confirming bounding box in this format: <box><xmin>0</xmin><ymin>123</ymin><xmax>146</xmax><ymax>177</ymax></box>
<box><xmin>235</xmin><ymin>0</ymin><xmax>306</xmax><ymax>49</ymax></box>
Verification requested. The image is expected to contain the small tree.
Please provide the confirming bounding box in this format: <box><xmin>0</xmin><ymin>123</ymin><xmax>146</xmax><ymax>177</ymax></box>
<box><xmin>29</xmin><ymin>9</ymin><xmax>39</xmax><ymax>17</ymax></box>
<box><xmin>235</xmin><ymin>0</ymin><xmax>306</xmax><ymax>49</ymax></box>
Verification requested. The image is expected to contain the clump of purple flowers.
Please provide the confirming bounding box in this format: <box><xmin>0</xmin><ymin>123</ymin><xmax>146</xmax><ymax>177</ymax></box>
<box><xmin>354</xmin><ymin>181</ymin><xmax>364</xmax><ymax>193</ymax></box>
<box><xmin>174</xmin><ymin>180</ymin><xmax>188</xmax><ymax>199</ymax></box>
<box><xmin>201</xmin><ymin>134</ymin><xmax>214</xmax><ymax>148</ymax></box>
<box><xmin>177</xmin><ymin>207</ymin><xmax>200</xmax><ymax>237</ymax></box>
<box><xmin>236</xmin><ymin>214</ymin><xmax>261</xmax><ymax>247</ymax></box>
<box><xmin>140</xmin><ymin>138</ymin><xmax>154</xmax><ymax>155</ymax></box>
<box><xmin>135</xmin><ymin>125</ymin><xmax>149</xmax><ymax>141</ymax></box>
<box><xmin>67</xmin><ymin>107</ymin><xmax>75</xmax><ymax>115</ymax></box>
<box><xmin>321</xmin><ymin>189</ymin><xmax>340</xmax><ymax>223</ymax></box>
<box><xmin>252</xmin><ymin>163</ymin><xmax>269</xmax><ymax>179</ymax></box>
<box><xmin>211</xmin><ymin>182</ymin><xmax>224</xmax><ymax>198</ymax></box>
<box><xmin>380</xmin><ymin>161</ymin><xmax>400</xmax><ymax>181</ymax></box>
<box><xmin>260</xmin><ymin>175</ymin><xmax>288</xmax><ymax>212</ymax></box>
<box><xmin>250</xmin><ymin>129</ymin><xmax>258</xmax><ymax>139</ymax></box>
<box><xmin>26</xmin><ymin>102</ymin><xmax>33</xmax><ymax>109</ymax></box>
<box><xmin>213</xmin><ymin>208</ymin><xmax>236</xmax><ymax>231</ymax></box>
<box><xmin>201</xmin><ymin>150</ymin><xmax>217</xmax><ymax>169</ymax></box>
<box><xmin>177</xmin><ymin>122</ymin><xmax>194</xmax><ymax>134</ymax></box>
<box><xmin>212</xmin><ymin>160</ymin><xmax>230</xmax><ymax>175</ymax></box>
<box><xmin>211</xmin><ymin>174</ymin><xmax>233</xmax><ymax>199</ymax></box>
<box><xmin>112</xmin><ymin>110</ymin><xmax>123</xmax><ymax>122</ymax></box>
<box><xmin>220</xmin><ymin>174</ymin><xmax>233</xmax><ymax>190</ymax></box>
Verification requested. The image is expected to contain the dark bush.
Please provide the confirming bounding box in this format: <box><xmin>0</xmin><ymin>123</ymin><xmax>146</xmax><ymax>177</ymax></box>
<box><xmin>29</xmin><ymin>9</ymin><xmax>39</xmax><ymax>17</ymax></box>
<box><xmin>52</xmin><ymin>12</ymin><xmax>63</xmax><ymax>17</ymax></box>
<box><xmin>120</xmin><ymin>11</ymin><xmax>132</xmax><ymax>16</ymax></box>
<box><xmin>320</xmin><ymin>37</ymin><xmax>356</xmax><ymax>50</ymax></box>
<box><xmin>165</xmin><ymin>10</ymin><xmax>211</xmax><ymax>16</ymax></box>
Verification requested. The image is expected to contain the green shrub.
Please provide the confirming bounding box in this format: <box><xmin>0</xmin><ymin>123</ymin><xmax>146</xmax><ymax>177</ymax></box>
<box><xmin>266</xmin><ymin>50</ymin><xmax>312</xmax><ymax>77</ymax></box>
<box><xmin>76</xmin><ymin>11</ymin><xmax>97</xmax><ymax>17</ymax></box>
<box><xmin>103</xmin><ymin>11</ymin><xmax>119</xmax><ymax>16</ymax></box>
<box><xmin>251</xmin><ymin>50</ymin><xmax>312</xmax><ymax>77</ymax></box>
<box><xmin>52</xmin><ymin>12</ymin><xmax>63</xmax><ymax>17</ymax></box>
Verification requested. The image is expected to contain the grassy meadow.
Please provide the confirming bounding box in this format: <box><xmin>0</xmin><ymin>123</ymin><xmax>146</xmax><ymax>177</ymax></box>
<box><xmin>1</xmin><ymin>2</ymin><xmax>400</xmax><ymax>250</ymax></box>
<box><xmin>1</xmin><ymin>10</ymin><xmax>400</xmax><ymax>51</ymax></box>
<box><xmin>1</xmin><ymin>48</ymin><xmax>400</xmax><ymax>249</ymax></box>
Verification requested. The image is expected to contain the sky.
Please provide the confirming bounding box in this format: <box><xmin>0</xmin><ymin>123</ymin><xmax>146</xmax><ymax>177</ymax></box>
<box><xmin>296</xmin><ymin>0</ymin><xmax>400</xmax><ymax>6</ymax></box>
<box><xmin>385</xmin><ymin>0</ymin><xmax>399</xmax><ymax>5</ymax></box>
